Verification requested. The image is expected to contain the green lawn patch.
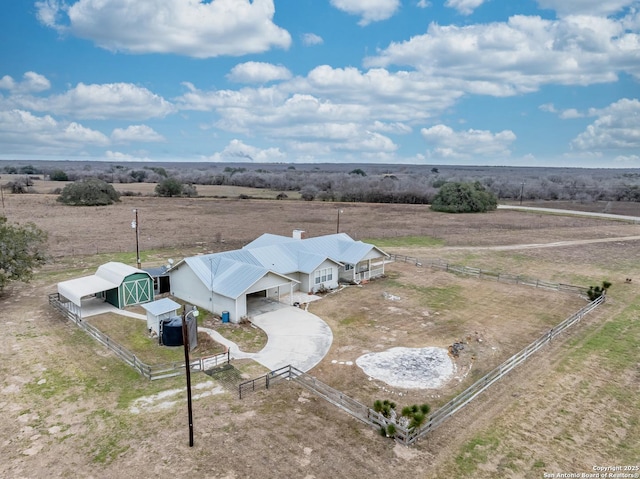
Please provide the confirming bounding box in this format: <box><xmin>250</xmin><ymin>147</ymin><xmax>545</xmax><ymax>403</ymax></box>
<box><xmin>454</xmin><ymin>433</ymin><xmax>500</xmax><ymax>475</ymax></box>
<box><xmin>214</xmin><ymin>322</ymin><xmax>267</xmax><ymax>353</ymax></box>
<box><xmin>568</xmin><ymin>298</ymin><xmax>640</xmax><ymax>371</ymax></box>
<box><xmin>86</xmin><ymin>313</ymin><xmax>225</xmax><ymax>364</ymax></box>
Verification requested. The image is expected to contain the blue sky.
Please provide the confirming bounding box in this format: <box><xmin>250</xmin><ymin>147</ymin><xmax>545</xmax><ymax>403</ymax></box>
<box><xmin>1</xmin><ymin>0</ymin><xmax>638</xmax><ymax>167</ymax></box>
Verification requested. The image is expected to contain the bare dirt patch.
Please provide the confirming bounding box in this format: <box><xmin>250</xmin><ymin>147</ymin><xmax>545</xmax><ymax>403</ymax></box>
<box><xmin>308</xmin><ymin>262</ymin><xmax>586</xmax><ymax>409</ymax></box>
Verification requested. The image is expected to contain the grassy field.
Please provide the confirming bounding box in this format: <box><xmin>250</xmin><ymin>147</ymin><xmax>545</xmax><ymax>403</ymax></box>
<box><xmin>1</xmin><ymin>194</ymin><xmax>639</xmax><ymax>478</ymax></box>
<box><xmin>22</xmin><ymin>176</ymin><xmax>303</xmax><ymax>200</ymax></box>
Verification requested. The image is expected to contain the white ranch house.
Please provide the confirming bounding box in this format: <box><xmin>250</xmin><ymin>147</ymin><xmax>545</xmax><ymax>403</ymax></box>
<box><xmin>169</xmin><ymin>231</ymin><xmax>388</xmax><ymax>323</ymax></box>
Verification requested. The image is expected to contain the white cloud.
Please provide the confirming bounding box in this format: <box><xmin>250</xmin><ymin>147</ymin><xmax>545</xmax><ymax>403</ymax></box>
<box><xmin>177</xmin><ymin>66</ymin><xmax>463</xmax><ymax>128</ymax></box>
<box><xmin>0</xmin><ymin>109</ymin><xmax>109</xmax><ymax>154</ymax></box>
<box><xmin>4</xmin><ymin>82</ymin><xmax>175</xmax><ymax>120</ymax></box>
<box><xmin>539</xmin><ymin>103</ymin><xmax>584</xmax><ymax>118</ymax></box>
<box><xmin>417</xmin><ymin>1</ymin><xmax>431</xmax><ymax>8</ymax></box>
<box><xmin>36</xmin><ymin>0</ymin><xmax>291</xmax><ymax>58</ymax></box>
<box><xmin>330</xmin><ymin>0</ymin><xmax>401</xmax><ymax>26</ymax></box>
<box><xmin>301</xmin><ymin>33</ymin><xmax>324</xmax><ymax>46</ymax></box>
<box><xmin>539</xmin><ymin>103</ymin><xmax>558</xmax><ymax>113</ymax></box>
<box><xmin>365</xmin><ymin>14</ymin><xmax>640</xmax><ymax>95</ymax></box>
<box><xmin>111</xmin><ymin>125</ymin><xmax>165</xmax><ymax>143</ymax></box>
<box><xmin>105</xmin><ymin>150</ymin><xmax>152</xmax><ymax>161</ymax></box>
<box><xmin>614</xmin><ymin>154</ymin><xmax>640</xmax><ymax>163</ymax></box>
<box><xmin>207</xmin><ymin>139</ymin><xmax>286</xmax><ymax>162</ymax></box>
<box><xmin>35</xmin><ymin>0</ymin><xmax>64</xmax><ymax>29</ymax></box>
<box><xmin>421</xmin><ymin>124</ymin><xmax>516</xmax><ymax>159</ymax></box>
<box><xmin>370</xmin><ymin>120</ymin><xmax>412</xmax><ymax>134</ymax></box>
<box><xmin>536</xmin><ymin>0</ymin><xmax>636</xmax><ymax>16</ymax></box>
<box><xmin>227</xmin><ymin>62</ymin><xmax>292</xmax><ymax>84</ymax></box>
<box><xmin>571</xmin><ymin>98</ymin><xmax>640</xmax><ymax>151</ymax></box>
<box><xmin>559</xmin><ymin>108</ymin><xmax>583</xmax><ymax>119</ymax></box>
<box><xmin>176</xmin><ymin>64</ymin><xmax>464</xmax><ymax>162</ymax></box>
<box><xmin>0</xmin><ymin>72</ymin><xmax>51</xmax><ymax>93</ymax></box>
<box><xmin>445</xmin><ymin>0</ymin><xmax>486</xmax><ymax>15</ymax></box>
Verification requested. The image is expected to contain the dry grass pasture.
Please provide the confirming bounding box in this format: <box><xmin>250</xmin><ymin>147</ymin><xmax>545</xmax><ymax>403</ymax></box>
<box><xmin>1</xmin><ymin>192</ymin><xmax>639</xmax><ymax>479</ymax></box>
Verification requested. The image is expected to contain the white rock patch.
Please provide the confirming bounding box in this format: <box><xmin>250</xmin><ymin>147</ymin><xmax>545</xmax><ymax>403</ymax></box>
<box><xmin>356</xmin><ymin>347</ymin><xmax>454</xmax><ymax>389</ymax></box>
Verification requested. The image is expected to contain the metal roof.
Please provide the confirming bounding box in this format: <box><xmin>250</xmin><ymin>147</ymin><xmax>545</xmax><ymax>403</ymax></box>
<box><xmin>248</xmin><ymin>232</ymin><xmax>388</xmax><ymax>265</ymax></box>
<box><xmin>57</xmin><ymin>262</ymin><xmax>152</xmax><ymax>307</ymax></box>
<box><xmin>58</xmin><ymin>276</ymin><xmax>119</xmax><ymax>307</ymax></box>
<box><xmin>178</xmin><ymin>233</ymin><xmax>386</xmax><ymax>299</ymax></box>
<box><xmin>140</xmin><ymin>298</ymin><xmax>181</xmax><ymax>316</ymax></box>
<box><xmin>96</xmin><ymin>262</ymin><xmax>151</xmax><ymax>284</ymax></box>
<box><xmin>184</xmin><ymin>254</ymin><xmax>282</xmax><ymax>299</ymax></box>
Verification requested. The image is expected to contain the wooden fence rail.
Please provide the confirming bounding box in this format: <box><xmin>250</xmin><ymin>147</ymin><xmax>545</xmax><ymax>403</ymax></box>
<box><xmin>388</xmin><ymin>255</ymin><xmax>587</xmax><ymax>295</ymax></box>
<box><xmin>249</xmin><ymin>294</ymin><xmax>605</xmax><ymax>445</ymax></box>
<box><xmin>48</xmin><ymin>293</ymin><xmax>229</xmax><ymax>380</ymax></box>
<box><xmin>238</xmin><ymin>365</ymin><xmax>292</xmax><ymax>399</ymax></box>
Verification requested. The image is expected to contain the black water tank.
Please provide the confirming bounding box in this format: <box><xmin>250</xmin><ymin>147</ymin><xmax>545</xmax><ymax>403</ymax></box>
<box><xmin>161</xmin><ymin>316</ymin><xmax>183</xmax><ymax>346</ymax></box>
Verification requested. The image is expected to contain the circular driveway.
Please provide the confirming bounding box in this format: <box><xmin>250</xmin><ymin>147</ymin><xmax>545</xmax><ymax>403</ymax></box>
<box><xmin>202</xmin><ymin>304</ymin><xmax>333</xmax><ymax>373</ymax></box>
<box><xmin>250</xmin><ymin>306</ymin><xmax>333</xmax><ymax>372</ymax></box>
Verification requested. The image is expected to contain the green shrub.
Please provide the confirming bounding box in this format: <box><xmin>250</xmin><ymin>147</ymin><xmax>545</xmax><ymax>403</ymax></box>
<box><xmin>155</xmin><ymin>177</ymin><xmax>183</xmax><ymax>197</ymax></box>
<box><xmin>50</xmin><ymin>169</ymin><xmax>68</xmax><ymax>181</ymax></box>
<box><xmin>431</xmin><ymin>181</ymin><xmax>497</xmax><ymax>213</ymax></box>
<box><xmin>386</xmin><ymin>423</ymin><xmax>396</xmax><ymax>437</ymax></box>
<box><xmin>409</xmin><ymin>412</ymin><xmax>426</xmax><ymax>430</ymax></box>
<box><xmin>57</xmin><ymin>178</ymin><xmax>120</xmax><ymax>206</ymax></box>
<box><xmin>587</xmin><ymin>281</ymin><xmax>611</xmax><ymax>300</ymax></box>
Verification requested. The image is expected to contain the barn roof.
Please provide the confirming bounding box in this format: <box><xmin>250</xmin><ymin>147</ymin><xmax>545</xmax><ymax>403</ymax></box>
<box><xmin>96</xmin><ymin>262</ymin><xmax>151</xmax><ymax>284</ymax></box>
<box><xmin>57</xmin><ymin>262</ymin><xmax>151</xmax><ymax>307</ymax></box>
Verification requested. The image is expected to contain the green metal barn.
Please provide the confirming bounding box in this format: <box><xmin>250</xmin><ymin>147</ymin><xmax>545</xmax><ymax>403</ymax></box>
<box><xmin>57</xmin><ymin>262</ymin><xmax>154</xmax><ymax>311</ymax></box>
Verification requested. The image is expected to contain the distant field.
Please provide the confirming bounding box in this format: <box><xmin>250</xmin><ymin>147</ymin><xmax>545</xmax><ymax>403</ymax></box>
<box><xmin>3</xmin><ymin>176</ymin><xmax>301</xmax><ymax>200</ymax></box>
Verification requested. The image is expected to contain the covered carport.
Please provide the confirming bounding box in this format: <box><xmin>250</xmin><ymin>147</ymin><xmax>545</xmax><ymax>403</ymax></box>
<box><xmin>57</xmin><ymin>262</ymin><xmax>153</xmax><ymax>317</ymax></box>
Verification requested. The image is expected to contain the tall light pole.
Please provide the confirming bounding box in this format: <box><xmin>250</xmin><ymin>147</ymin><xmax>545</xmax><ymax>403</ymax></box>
<box><xmin>131</xmin><ymin>209</ymin><xmax>141</xmax><ymax>269</ymax></box>
<box><xmin>182</xmin><ymin>305</ymin><xmax>199</xmax><ymax>447</ymax></box>
<box><xmin>336</xmin><ymin>209</ymin><xmax>343</xmax><ymax>234</ymax></box>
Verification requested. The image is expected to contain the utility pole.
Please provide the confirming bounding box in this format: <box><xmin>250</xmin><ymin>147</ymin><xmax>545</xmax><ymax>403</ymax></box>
<box><xmin>336</xmin><ymin>209</ymin><xmax>343</xmax><ymax>234</ymax></box>
<box><xmin>182</xmin><ymin>306</ymin><xmax>198</xmax><ymax>447</ymax></box>
<box><xmin>132</xmin><ymin>209</ymin><xmax>141</xmax><ymax>269</ymax></box>
<box><xmin>519</xmin><ymin>181</ymin><xmax>525</xmax><ymax>206</ymax></box>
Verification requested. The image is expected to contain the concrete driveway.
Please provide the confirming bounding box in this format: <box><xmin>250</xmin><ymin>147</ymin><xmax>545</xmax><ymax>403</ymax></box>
<box><xmin>250</xmin><ymin>306</ymin><xmax>333</xmax><ymax>372</ymax></box>
<box><xmin>202</xmin><ymin>304</ymin><xmax>333</xmax><ymax>373</ymax></box>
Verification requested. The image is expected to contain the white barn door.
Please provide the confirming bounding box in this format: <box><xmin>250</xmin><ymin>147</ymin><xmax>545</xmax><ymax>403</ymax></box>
<box><xmin>123</xmin><ymin>278</ymin><xmax>151</xmax><ymax>306</ymax></box>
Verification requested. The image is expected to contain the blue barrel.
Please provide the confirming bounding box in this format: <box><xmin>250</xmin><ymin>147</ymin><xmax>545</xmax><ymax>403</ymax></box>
<box><xmin>222</xmin><ymin>311</ymin><xmax>230</xmax><ymax>323</ymax></box>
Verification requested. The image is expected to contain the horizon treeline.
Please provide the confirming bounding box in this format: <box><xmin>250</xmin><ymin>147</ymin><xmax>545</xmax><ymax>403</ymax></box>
<box><xmin>2</xmin><ymin>161</ymin><xmax>640</xmax><ymax>204</ymax></box>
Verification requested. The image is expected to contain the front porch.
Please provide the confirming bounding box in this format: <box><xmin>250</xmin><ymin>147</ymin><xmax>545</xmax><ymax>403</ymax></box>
<box><xmin>340</xmin><ymin>258</ymin><xmax>387</xmax><ymax>283</ymax></box>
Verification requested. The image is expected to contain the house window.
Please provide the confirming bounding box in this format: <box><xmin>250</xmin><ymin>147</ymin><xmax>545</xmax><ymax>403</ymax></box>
<box><xmin>345</xmin><ymin>264</ymin><xmax>353</xmax><ymax>271</ymax></box>
<box><xmin>315</xmin><ymin>268</ymin><xmax>333</xmax><ymax>284</ymax></box>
